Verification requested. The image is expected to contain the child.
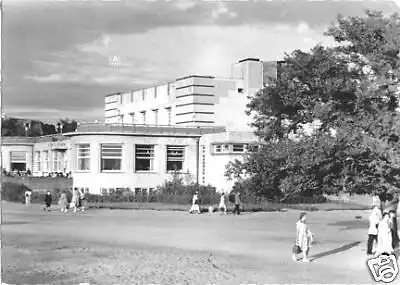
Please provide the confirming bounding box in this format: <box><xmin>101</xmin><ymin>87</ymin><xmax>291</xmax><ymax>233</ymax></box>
<box><xmin>24</xmin><ymin>190</ymin><xmax>32</xmax><ymax>207</ymax></box>
<box><xmin>219</xmin><ymin>193</ymin><xmax>227</xmax><ymax>215</ymax></box>
<box><xmin>367</xmin><ymin>205</ymin><xmax>382</xmax><ymax>256</ymax></box>
<box><xmin>43</xmin><ymin>191</ymin><xmax>52</xmax><ymax>212</ymax></box>
<box><xmin>292</xmin><ymin>212</ymin><xmax>313</xmax><ymax>262</ymax></box>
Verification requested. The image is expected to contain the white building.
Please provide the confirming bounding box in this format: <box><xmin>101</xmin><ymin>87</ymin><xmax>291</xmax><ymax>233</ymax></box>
<box><xmin>3</xmin><ymin>58</ymin><xmax>281</xmax><ymax>194</ymax></box>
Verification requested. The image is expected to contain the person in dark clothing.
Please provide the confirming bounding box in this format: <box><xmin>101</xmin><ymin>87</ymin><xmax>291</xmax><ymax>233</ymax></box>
<box><xmin>233</xmin><ymin>192</ymin><xmax>241</xmax><ymax>215</ymax></box>
<box><xmin>389</xmin><ymin>210</ymin><xmax>399</xmax><ymax>250</ymax></box>
<box><xmin>43</xmin><ymin>191</ymin><xmax>52</xmax><ymax>211</ymax></box>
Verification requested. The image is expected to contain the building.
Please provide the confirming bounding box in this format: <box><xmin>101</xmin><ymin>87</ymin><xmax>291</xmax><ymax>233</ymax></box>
<box><xmin>2</xmin><ymin>58</ymin><xmax>280</xmax><ymax>194</ymax></box>
<box><xmin>1</xmin><ymin>135</ymin><xmax>71</xmax><ymax>176</ymax></box>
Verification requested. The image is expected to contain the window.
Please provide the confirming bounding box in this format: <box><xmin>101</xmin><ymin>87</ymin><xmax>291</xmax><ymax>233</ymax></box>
<box><xmin>101</xmin><ymin>144</ymin><xmax>122</xmax><ymax>171</ymax></box>
<box><xmin>52</xmin><ymin>151</ymin><xmax>59</xmax><ymax>171</ymax></box>
<box><xmin>77</xmin><ymin>144</ymin><xmax>90</xmax><ymax>171</ymax></box>
<box><xmin>238</xmin><ymin>88</ymin><xmax>244</xmax><ymax>93</ymax></box>
<box><xmin>10</xmin><ymin>151</ymin><xmax>26</xmax><ymax>171</ymax></box>
<box><xmin>215</xmin><ymin>144</ymin><xmax>222</xmax><ymax>153</ymax></box>
<box><xmin>166</xmin><ymin>107</ymin><xmax>172</xmax><ymax>125</ymax></box>
<box><xmin>141</xmin><ymin>111</ymin><xmax>146</xmax><ymax>124</ymax></box>
<box><xmin>223</xmin><ymin>144</ymin><xmax>230</xmax><ymax>152</ymax></box>
<box><xmin>167</xmin><ymin>146</ymin><xmax>185</xmax><ymax>171</ymax></box>
<box><xmin>153</xmin><ymin>109</ymin><xmax>159</xmax><ymax>125</ymax></box>
<box><xmin>42</xmin><ymin>151</ymin><xmax>49</xmax><ymax>171</ymax></box>
<box><xmin>130</xmin><ymin>113</ymin><xmax>135</xmax><ymax>124</ymax></box>
<box><xmin>233</xmin><ymin>144</ymin><xmax>245</xmax><ymax>153</ymax></box>
<box><xmin>34</xmin><ymin>151</ymin><xmax>41</xmax><ymax>172</ymax></box>
<box><xmin>135</xmin><ymin>145</ymin><xmax>155</xmax><ymax>171</ymax></box>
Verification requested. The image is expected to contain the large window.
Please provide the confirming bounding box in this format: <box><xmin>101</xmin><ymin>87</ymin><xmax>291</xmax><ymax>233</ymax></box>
<box><xmin>101</xmin><ymin>144</ymin><xmax>122</xmax><ymax>171</ymax></box>
<box><xmin>10</xmin><ymin>151</ymin><xmax>26</xmax><ymax>171</ymax></box>
<box><xmin>166</xmin><ymin>146</ymin><xmax>185</xmax><ymax>171</ymax></box>
<box><xmin>52</xmin><ymin>151</ymin><xmax>58</xmax><ymax>172</ymax></box>
<box><xmin>77</xmin><ymin>144</ymin><xmax>90</xmax><ymax>171</ymax></box>
<box><xmin>135</xmin><ymin>145</ymin><xmax>155</xmax><ymax>171</ymax></box>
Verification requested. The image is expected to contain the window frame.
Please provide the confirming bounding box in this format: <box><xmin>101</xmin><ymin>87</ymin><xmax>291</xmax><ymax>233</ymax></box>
<box><xmin>77</xmin><ymin>143</ymin><xmax>91</xmax><ymax>172</ymax></box>
<box><xmin>166</xmin><ymin>145</ymin><xmax>185</xmax><ymax>172</ymax></box>
<box><xmin>135</xmin><ymin>144</ymin><xmax>155</xmax><ymax>172</ymax></box>
<box><xmin>100</xmin><ymin>143</ymin><xmax>123</xmax><ymax>172</ymax></box>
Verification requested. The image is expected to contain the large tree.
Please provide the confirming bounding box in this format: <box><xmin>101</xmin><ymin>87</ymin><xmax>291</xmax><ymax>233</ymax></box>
<box><xmin>226</xmin><ymin>11</ymin><xmax>400</xmax><ymax>206</ymax></box>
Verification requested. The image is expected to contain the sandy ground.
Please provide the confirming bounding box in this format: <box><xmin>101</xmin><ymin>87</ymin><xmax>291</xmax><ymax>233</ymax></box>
<box><xmin>1</xmin><ymin>202</ymin><xmax>394</xmax><ymax>284</ymax></box>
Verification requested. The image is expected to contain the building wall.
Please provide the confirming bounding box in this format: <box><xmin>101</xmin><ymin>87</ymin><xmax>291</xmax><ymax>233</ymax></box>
<box><xmin>69</xmin><ymin>134</ymin><xmax>199</xmax><ymax>194</ymax></box>
<box><xmin>199</xmin><ymin>131</ymin><xmax>258</xmax><ymax>192</ymax></box>
<box><xmin>104</xmin><ymin>58</ymin><xmax>278</xmax><ymax>130</ymax></box>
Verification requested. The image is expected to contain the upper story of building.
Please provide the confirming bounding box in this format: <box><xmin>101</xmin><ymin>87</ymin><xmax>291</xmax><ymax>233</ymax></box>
<box><xmin>104</xmin><ymin>58</ymin><xmax>285</xmax><ymax>131</ymax></box>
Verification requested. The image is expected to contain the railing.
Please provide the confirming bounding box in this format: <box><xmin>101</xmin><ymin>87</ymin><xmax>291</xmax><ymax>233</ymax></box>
<box><xmin>74</xmin><ymin>123</ymin><xmax>226</xmax><ymax>136</ymax></box>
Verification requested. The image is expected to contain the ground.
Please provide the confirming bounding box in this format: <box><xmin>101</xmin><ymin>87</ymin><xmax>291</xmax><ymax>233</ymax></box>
<box><xmin>1</xmin><ymin>202</ymin><xmax>395</xmax><ymax>284</ymax></box>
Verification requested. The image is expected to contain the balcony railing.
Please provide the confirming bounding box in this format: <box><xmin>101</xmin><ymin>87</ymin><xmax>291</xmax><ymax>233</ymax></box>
<box><xmin>72</xmin><ymin>123</ymin><xmax>226</xmax><ymax>136</ymax></box>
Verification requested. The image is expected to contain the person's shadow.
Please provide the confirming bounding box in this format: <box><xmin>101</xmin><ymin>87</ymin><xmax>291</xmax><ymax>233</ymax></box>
<box><xmin>311</xmin><ymin>241</ymin><xmax>362</xmax><ymax>261</ymax></box>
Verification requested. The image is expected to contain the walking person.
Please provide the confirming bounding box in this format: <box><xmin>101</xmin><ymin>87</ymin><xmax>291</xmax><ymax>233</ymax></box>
<box><xmin>72</xmin><ymin>189</ymin><xmax>80</xmax><ymax>213</ymax></box>
<box><xmin>367</xmin><ymin>205</ymin><xmax>382</xmax><ymax>257</ymax></box>
<box><xmin>389</xmin><ymin>210</ymin><xmax>399</xmax><ymax>251</ymax></box>
<box><xmin>80</xmin><ymin>189</ymin><xmax>87</xmax><ymax>212</ymax></box>
<box><xmin>24</xmin><ymin>190</ymin><xmax>32</xmax><ymax>207</ymax></box>
<box><xmin>43</xmin><ymin>191</ymin><xmax>52</xmax><ymax>212</ymax></box>
<box><xmin>376</xmin><ymin>212</ymin><xmax>394</xmax><ymax>256</ymax></box>
<box><xmin>292</xmin><ymin>212</ymin><xmax>313</xmax><ymax>263</ymax></box>
<box><xmin>59</xmin><ymin>191</ymin><xmax>68</xmax><ymax>213</ymax></box>
<box><xmin>233</xmin><ymin>192</ymin><xmax>241</xmax><ymax>215</ymax></box>
<box><xmin>219</xmin><ymin>192</ymin><xmax>227</xmax><ymax>215</ymax></box>
<box><xmin>189</xmin><ymin>191</ymin><xmax>200</xmax><ymax>214</ymax></box>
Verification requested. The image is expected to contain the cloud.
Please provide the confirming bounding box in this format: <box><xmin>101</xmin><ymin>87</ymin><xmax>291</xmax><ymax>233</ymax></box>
<box><xmin>211</xmin><ymin>2</ymin><xmax>237</xmax><ymax>20</ymax></box>
<box><xmin>4</xmin><ymin>0</ymin><xmax>400</xmax><ymax>121</ymax></box>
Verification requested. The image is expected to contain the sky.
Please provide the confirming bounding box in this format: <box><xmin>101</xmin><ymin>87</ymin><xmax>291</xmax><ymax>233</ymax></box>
<box><xmin>3</xmin><ymin>0</ymin><xmax>400</xmax><ymax>123</ymax></box>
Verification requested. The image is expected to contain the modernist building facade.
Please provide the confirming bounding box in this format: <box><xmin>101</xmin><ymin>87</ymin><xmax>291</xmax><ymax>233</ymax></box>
<box><xmin>2</xmin><ymin>58</ymin><xmax>279</xmax><ymax>194</ymax></box>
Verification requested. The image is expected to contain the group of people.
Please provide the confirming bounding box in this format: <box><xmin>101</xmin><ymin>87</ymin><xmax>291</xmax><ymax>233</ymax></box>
<box><xmin>367</xmin><ymin>205</ymin><xmax>399</xmax><ymax>257</ymax></box>
<box><xmin>188</xmin><ymin>191</ymin><xmax>242</xmax><ymax>215</ymax></box>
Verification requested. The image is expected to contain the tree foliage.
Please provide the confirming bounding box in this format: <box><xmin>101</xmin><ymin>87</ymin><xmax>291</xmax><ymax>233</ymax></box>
<box><xmin>226</xmin><ymin>10</ymin><xmax>400</xmax><ymax>202</ymax></box>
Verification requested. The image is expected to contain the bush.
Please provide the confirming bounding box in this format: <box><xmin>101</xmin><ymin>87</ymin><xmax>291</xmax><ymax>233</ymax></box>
<box><xmin>2</xmin><ymin>182</ymin><xmax>32</xmax><ymax>202</ymax></box>
<box><xmin>280</xmin><ymin>195</ymin><xmax>327</xmax><ymax>204</ymax></box>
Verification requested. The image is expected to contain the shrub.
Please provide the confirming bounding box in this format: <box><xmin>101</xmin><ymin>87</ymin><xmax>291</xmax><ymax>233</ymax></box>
<box><xmin>1</xmin><ymin>182</ymin><xmax>32</xmax><ymax>202</ymax></box>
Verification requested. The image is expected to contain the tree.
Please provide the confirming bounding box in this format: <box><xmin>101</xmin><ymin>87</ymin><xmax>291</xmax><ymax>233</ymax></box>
<box><xmin>226</xmin><ymin>10</ymin><xmax>400</xmax><ymax>206</ymax></box>
<box><xmin>57</xmin><ymin>118</ymin><xmax>78</xmax><ymax>133</ymax></box>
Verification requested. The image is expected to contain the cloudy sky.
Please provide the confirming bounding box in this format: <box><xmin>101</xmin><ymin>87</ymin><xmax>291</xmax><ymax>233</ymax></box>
<box><xmin>3</xmin><ymin>0</ymin><xmax>399</xmax><ymax>123</ymax></box>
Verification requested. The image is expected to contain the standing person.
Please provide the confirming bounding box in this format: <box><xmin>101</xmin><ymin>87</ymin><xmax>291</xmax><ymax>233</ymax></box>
<box><xmin>376</xmin><ymin>212</ymin><xmax>394</xmax><ymax>256</ymax></box>
<box><xmin>189</xmin><ymin>191</ymin><xmax>200</xmax><ymax>214</ymax></box>
<box><xmin>367</xmin><ymin>205</ymin><xmax>382</xmax><ymax>256</ymax></box>
<box><xmin>389</xmin><ymin>210</ymin><xmax>399</xmax><ymax>251</ymax></box>
<box><xmin>233</xmin><ymin>192</ymin><xmax>241</xmax><ymax>215</ymax></box>
<box><xmin>43</xmin><ymin>191</ymin><xmax>52</xmax><ymax>212</ymax></box>
<box><xmin>24</xmin><ymin>190</ymin><xmax>32</xmax><ymax>207</ymax></box>
<box><xmin>59</xmin><ymin>192</ymin><xmax>68</xmax><ymax>213</ymax></box>
<box><xmin>292</xmin><ymin>212</ymin><xmax>313</xmax><ymax>263</ymax></box>
<box><xmin>80</xmin><ymin>189</ymin><xmax>87</xmax><ymax>212</ymax></box>
<box><xmin>219</xmin><ymin>192</ymin><xmax>227</xmax><ymax>215</ymax></box>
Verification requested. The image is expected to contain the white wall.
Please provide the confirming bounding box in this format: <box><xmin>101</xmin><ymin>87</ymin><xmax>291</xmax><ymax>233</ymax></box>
<box><xmin>70</xmin><ymin>134</ymin><xmax>199</xmax><ymax>194</ymax></box>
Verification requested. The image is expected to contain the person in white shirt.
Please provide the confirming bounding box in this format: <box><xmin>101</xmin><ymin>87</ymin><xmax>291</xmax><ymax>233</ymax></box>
<box><xmin>292</xmin><ymin>212</ymin><xmax>313</xmax><ymax>262</ymax></box>
<box><xmin>376</xmin><ymin>212</ymin><xmax>394</xmax><ymax>256</ymax></box>
<box><xmin>24</xmin><ymin>190</ymin><xmax>32</xmax><ymax>207</ymax></box>
<box><xmin>367</xmin><ymin>205</ymin><xmax>382</xmax><ymax>256</ymax></box>
<box><xmin>189</xmin><ymin>192</ymin><xmax>200</xmax><ymax>214</ymax></box>
<box><xmin>219</xmin><ymin>193</ymin><xmax>227</xmax><ymax>215</ymax></box>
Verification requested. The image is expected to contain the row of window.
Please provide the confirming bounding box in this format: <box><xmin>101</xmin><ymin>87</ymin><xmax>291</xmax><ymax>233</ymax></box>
<box><xmin>34</xmin><ymin>151</ymin><xmax>66</xmax><ymax>172</ymax></box>
<box><xmin>77</xmin><ymin>144</ymin><xmax>185</xmax><ymax>172</ymax></box>
<box><xmin>100</xmin><ymin>187</ymin><xmax>156</xmax><ymax>195</ymax></box>
<box><xmin>128</xmin><ymin>107</ymin><xmax>172</xmax><ymax>125</ymax></box>
<box><xmin>213</xmin><ymin>143</ymin><xmax>256</xmax><ymax>154</ymax></box>
<box><xmin>124</xmin><ymin>84</ymin><xmax>173</xmax><ymax>104</ymax></box>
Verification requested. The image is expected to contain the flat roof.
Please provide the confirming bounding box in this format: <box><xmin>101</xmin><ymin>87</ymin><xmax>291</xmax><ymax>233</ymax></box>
<box><xmin>175</xmin><ymin>75</ymin><xmax>215</xmax><ymax>81</ymax></box>
<box><xmin>64</xmin><ymin>123</ymin><xmax>226</xmax><ymax>138</ymax></box>
<box><xmin>238</xmin><ymin>58</ymin><xmax>260</xmax><ymax>63</ymax></box>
